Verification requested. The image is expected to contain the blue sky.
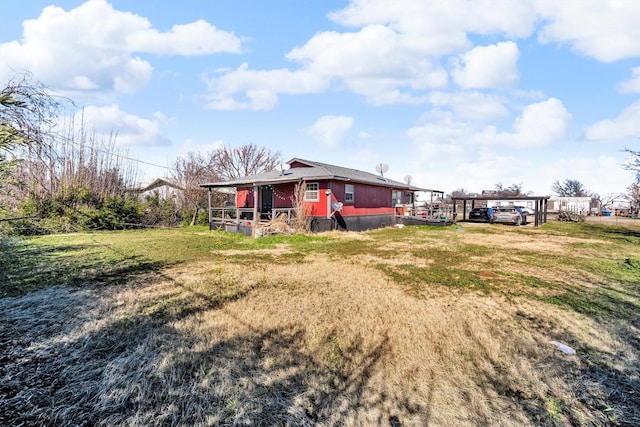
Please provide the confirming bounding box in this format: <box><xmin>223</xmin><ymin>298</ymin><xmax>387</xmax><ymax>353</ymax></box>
<box><xmin>1</xmin><ymin>0</ymin><xmax>639</xmax><ymax>196</ymax></box>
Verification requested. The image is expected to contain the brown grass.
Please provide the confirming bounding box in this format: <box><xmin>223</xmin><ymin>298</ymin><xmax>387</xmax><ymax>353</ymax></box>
<box><xmin>1</xmin><ymin>222</ymin><xmax>639</xmax><ymax>426</ymax></box>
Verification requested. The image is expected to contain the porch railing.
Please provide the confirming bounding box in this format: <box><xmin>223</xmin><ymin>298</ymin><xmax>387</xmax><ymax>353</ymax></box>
<box><xmin>208</xmin><ymin>206</ymin><xmax>298</xmax><ymax>233</ymax></box>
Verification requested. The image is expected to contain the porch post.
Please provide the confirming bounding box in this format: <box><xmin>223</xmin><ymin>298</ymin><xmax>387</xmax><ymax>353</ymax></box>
<box><xmin>252</xmin><ymin>184</ymin><xmax>258</xmax><ymax>237</ymax></box>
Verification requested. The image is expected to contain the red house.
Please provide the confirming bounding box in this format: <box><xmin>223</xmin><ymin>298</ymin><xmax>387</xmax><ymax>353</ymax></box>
<box><xmin>201</xmin><ymin>158</ymin><xmax>439</xmax><ymax>234</ymax></box>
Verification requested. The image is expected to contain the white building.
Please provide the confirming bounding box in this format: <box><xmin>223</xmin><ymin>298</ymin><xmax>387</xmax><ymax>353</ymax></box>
<box><xmin>548</xmin><ymin>196</ymin><xmax>592</xmax><ymax>214</ymax></box>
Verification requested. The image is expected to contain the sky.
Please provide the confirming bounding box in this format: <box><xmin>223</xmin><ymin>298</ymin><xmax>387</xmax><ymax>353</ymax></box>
<box><xmin>1</xmin><ymin>0</ymin><xmax>639</xmax><ymax>197</ymax></box>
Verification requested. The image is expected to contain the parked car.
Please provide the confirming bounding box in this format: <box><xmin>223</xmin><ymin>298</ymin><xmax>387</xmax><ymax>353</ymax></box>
<box><xmin>514</xmin><ymin>205</ymin><xmax>535</xmax><ymax>216</ymax></box>
<box><xmin>492</xmin><ymin>206</ymin><xmax>526</xmax><ymax>225</ymax></box>
<box><xmin>469</xmin><ymin>207</ymin><xmax>493</xmax><ymax>222</ymax></box>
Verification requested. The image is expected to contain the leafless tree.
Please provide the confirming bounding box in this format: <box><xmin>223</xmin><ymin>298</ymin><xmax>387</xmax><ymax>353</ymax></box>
<box><xmin>494</xmin><ymin>182</ymin><xmax>528</xmax><ymax>197</ymax></box>
<box><xmin>627</xmin><ymin>183</ymin><xmax>639</xmax><ymax>214</ymax></box>
<box><xmin>450</xmin><ymin>188</ymin><xmax>468</xmax><ymax>197</ymax></box>
<box><xmin>624</xmin><ymin>149</ymin><xmax>640</xmax><ymax>183</ymax></box>
<box><xmin>290</xmin><ymin>182</ymin><xmax>311</xmax><ymax>232</ymax></box>
<box><xmin>173</xmin><ymin>152</ymin><xmax>222</xmax><ymax>226</ymax></box>
<box><xmin>591</xmin><ymin>192</ymin><xmax>624</xmax><ymax>214</ymax></box>
<box><xmin>552</xmin><ymin>179</ymin><xmax>589</xmax><ymax>197</ymax></box>
<box><xmin>1</xmin><ymin>73</ymin><xmax>63</xmax><ymax>156</ymax></box>
<box><xmin>209</xmin><ymin>143</ymin><xmax>281</xmax><ymax>180</ymax></box>
<box><xmin>1</xmin><ymin>74</ymin><xmax>66</xmax><ymax>206</ymax></box>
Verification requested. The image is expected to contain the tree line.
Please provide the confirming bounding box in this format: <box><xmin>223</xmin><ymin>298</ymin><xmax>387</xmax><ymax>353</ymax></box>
<box><xmin>1</xmin><ymin>75</ymin><xmax>639</xmax><ymax>234</ymax></box>
<box><xmin>1</xmin><ymin>75</ymin><xmax>280</xmax><ymax>235</ymax></box>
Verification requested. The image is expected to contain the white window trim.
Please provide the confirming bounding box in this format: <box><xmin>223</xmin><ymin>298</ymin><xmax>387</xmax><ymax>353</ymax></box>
<box><xmin>304</xmin><ymin>182</ymin><xmax>319</xmax><ymax>202</ymax></box>
<box><xmin>345</xmin><ymin>184</ymin><xmax>354</xmax><ymax>203</ymax></box>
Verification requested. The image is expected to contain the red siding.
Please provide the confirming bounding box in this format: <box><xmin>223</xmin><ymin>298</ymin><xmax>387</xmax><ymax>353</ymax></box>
<box><xmin>273</xmin><ymin>183</ymin><xmax>296</xmax><ymax>208</ymax></box>
<box><xmin>237</xmin><ymin>187</ymin><xmax>254</xmax><ymax>207</ymax></box>
<box><xmin>236</xmin><ymin>180</ymin><xmax>398</xmax><ymax>217</ymax></box>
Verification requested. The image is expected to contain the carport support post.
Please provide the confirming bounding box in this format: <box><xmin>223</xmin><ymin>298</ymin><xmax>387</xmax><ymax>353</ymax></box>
<box><xmin>207</xmin><ymin>188</ymin><xmax>212</xmax><ymax>225</ymax></box>
<box><xmin>252</xmin><ymin>184</ymin><xmax>258</xmax><ymax>237</ymax></box>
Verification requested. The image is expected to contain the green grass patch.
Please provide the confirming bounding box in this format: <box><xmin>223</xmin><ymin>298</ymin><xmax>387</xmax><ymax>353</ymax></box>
<box><xmin>377</xmin><ymin>263</ymin><xmax>494</xmax><ymax>297</ymax></box>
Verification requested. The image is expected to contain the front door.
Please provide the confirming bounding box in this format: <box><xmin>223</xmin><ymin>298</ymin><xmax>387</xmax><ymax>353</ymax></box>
<box><xmin>260</xmin><ymin>186</ymin><xmax>274</xmax><ymax>219</ymax></box>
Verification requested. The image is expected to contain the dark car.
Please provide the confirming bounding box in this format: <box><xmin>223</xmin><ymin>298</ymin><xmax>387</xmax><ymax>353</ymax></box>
<box><xmin>469</xmin><ymin>207</ymin><xmax>493</xmax><ymax>222</ymax></box>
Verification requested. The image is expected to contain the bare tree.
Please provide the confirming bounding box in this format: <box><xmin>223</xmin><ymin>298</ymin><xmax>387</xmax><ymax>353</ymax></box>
<box><xmin>1</xmin><ymin>74</ymin><xmax>66</xmax><ymax>205</ymax></box>
<box><xmin>290</xmin><ymin>182</ymin><xmax>311</xmax><ymax>232</ymax></box>
<box><xmin>624</xmin><ymin>149</ymin><xmax>640</xmax><ymax>183</ymax></box>
<box><xmin>494</xmin><ymin>182</ymin><xmax>527</xmax><ymax>197</ymax></box>
<box><xmin>209</xmin><ymin>143</ymin><xmax>281</xmax><ymax>180</ymax></box>
<box><xmin>627</xmin><ymin>183</ymin><xmax>640</xmax><ymax>214</ymax></box>
<box><xmin>450</xmin><ymin>188</ymin><xmax>468</xmax><ymax>197</ymax></box>
<box><xmin>173</xmin><ymin>152</ymin><xmax>221</xmax><ymax>226</ymax></box>
<box><xmin>1</xmin><ymin>74</ymin><xmax>63</xmax><ymax>156</ymax></box>
<box><xmin>552</xmin><ymin>179</ymin><xmax>589</xmax><ymax>197</ymax></box>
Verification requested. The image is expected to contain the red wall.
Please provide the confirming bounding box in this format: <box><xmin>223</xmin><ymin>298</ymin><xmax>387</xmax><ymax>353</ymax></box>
<box><xmin>237</xmin><ymin>187</ymin><xmax>253</xmax><ymax>208</ymax></box>
<box><xmin>235</xmin><ymin>181</ymin><xmax>399</xmax><ymax>217</ymax></box>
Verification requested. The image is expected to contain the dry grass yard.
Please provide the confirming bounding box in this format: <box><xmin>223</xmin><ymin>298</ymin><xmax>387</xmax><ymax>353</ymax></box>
<box><xmin>1</xmin><ymin>220</ymin><xmax>639</xmax><ymax>426</ymax></box>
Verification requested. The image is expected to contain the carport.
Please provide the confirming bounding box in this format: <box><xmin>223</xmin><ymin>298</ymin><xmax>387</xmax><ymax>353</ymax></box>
<box><xmin>451</xmin><ymin>196</ymin><xmax>550</xmax><ymax>226</ymax></box>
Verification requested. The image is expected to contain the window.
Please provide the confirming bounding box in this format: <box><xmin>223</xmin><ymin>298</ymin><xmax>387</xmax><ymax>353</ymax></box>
<box><xmin>392</xmin><ymin>190</ymin><xmax>402</xmax><ymax>206</ymax></box>
<box><xmin>345</xmin><ymin>184</ymin><xmax>354</xmax><ymax>203</ymax></box>
<box><xmin>304</xmin><ymin>182</ymin><xmax>319</xmax><ymax>201</ymax></box>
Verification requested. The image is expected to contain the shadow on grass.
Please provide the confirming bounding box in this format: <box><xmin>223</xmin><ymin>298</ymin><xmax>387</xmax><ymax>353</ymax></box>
<box><xmin>540</xmin><ymin>324</ymin><xmax>640</xmax><ymax>426</ymax></box>
<box><xmin>0</xmin><ymin>272</ymin><xmax>427</xmax><ymax>426</ymax></box>
<box><xmin>0</xmin><ymin>237</ymin><xmax>171</xmax><ymax>297</ymax></box>
<box><xmin>558</xmin><ymin>222</ymin><xmax>640</xmax><ymax>242</ymax></box>
<box><xmin>461</xmin><ymin>312</ymin><xmax>640</xmax><ymax>426</ymax></box>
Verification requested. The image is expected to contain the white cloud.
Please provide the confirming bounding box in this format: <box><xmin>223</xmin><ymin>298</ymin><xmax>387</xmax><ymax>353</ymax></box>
<box><xmin>585</xmin><ymin>101</ymin><xmax>640</xmax><ymax>141</ymax></box>
<box><xmin>536</xmin><ymin>0</ymin><xmax>640</xmax><ymax>62</ymax></box>
<box><xmin>407</xmin><ymin>110</ymin><xmax>476</xmax><ymax>160</ymax></box>
<box><xmin>538</xmin><ymin>156</ymin><xmax>635</xmax><ymax>196</ymax></box>
<box><xmin>205</xmin><ymin>24</ymin><xmax>448</xmax><ymax>109</ymax></box>
<box><xmin>74</xmin><ymin>104</ymin><xmax>171</xmax><ymax>147</ymax></box>
<box><xmin>407</xmin><ymin>98</ymin><xmax>571</xmax><ymax>166</ymax></box>
<box><xmin>204</xmin><ymin>64</ymin><xmax>328</xmax><ymax>110</ymax></box>
<box><xmin>619</xmin><ymin>67</ymin><xmax>640</xmax><ymax>93</ymax></box>
<box><xmin>0</xmin><ymin>0</ymin><xmax>242</xmax><ymax>95</ymax></box>
<box><xmin>330</xmin><ymin>1</ymin><xmax>640</xmax><ymax>64</ymax></box>
<box><xmin>429</xmin><ymin>91</ymin><xmax>508</xmax><ymax>121</ymax></box>
<box><xmin>307</xmin><ymin>115</ymin><xmax>354</xmax><ymax>147</ymax></box>
<box><xmin>287</xmin><ymin>25</ymin><xmax>448</xmax><ymax>100</ymax></box>
<box><xmin>329</xmin><ymin>0</ymin><xmax>536</xmax><ymax>45</ymax></box>
<box><xmin>127</xmin><ymin>20</ymin><xmax>242</xmax><ymax>56</ymax></box>
<box><xmin>451</xmin><ymin>42</ymin><xmax>520</xmax><ymax>89</ymax></box>
<box><xmin>202</xmin><ymin>1</ymin><xmax>640</xmax><ymax>110</ymax></box>
<box><xmin>508</xmin><ymin>98</ymin><xmax>572</xmax><ymax>147</ymax></box>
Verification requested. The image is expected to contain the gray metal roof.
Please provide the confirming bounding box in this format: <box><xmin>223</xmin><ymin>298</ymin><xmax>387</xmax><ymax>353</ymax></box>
<box><xmin>201</xmin><ymin>158</ymin><xmax>434</xmax><ymax>192</ymax></box>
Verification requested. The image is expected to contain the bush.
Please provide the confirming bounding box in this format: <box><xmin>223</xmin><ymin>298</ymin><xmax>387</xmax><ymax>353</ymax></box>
<box><xmin>6</xmin><ymin>192</ymin><xmax>148</xmax><ymax>235</ymax></box>
<box><xmin>142</xmin><ymin>193</ymin><xmax>181</xmax><ymax>227</ymax></box>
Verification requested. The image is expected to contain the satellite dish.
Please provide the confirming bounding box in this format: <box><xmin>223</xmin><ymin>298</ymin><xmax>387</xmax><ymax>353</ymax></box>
<box><xmin>331</xmin><ymin>201</ymin><xmax>343</xmax><ymax>212</ymax></box>
<box><xmin>275</xmin><ymin>163</ymin><xmax>291</xmax><ymax>174</ymax></box>
<box><xmin>375</xmin><ymin>163</ymin><xmax>389</xmax><ymax>176</ymax></box>
<box><xmin>404</xmin><ymin>175</ymin><xmax>413</xmax><ymax>185</ymax></box>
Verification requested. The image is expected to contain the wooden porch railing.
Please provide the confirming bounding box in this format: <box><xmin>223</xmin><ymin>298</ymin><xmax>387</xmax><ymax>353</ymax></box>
<box><xmin>208</xmin><ymin>206</ymin><xmax>297</xmax><ymax>233</ymax></box>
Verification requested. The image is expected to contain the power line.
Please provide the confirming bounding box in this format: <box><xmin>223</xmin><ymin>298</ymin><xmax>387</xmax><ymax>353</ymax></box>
<box><xmin>47</xmin><ymin>129</ymin><xmax>179</xmax><ymax>173</ymax></box>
